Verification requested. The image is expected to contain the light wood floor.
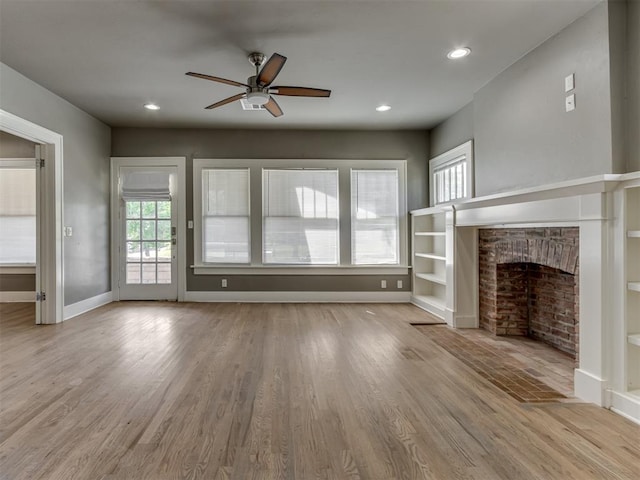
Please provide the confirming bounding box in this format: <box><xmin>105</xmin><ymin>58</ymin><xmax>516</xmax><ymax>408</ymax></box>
<box><xmin>1</xmin><ymin>302</ymin><xmax>638</xmax><ymax>480</ymax></box>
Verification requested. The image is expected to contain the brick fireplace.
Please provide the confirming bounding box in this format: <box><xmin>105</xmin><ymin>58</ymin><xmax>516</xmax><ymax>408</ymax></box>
<box><xmin>478</xmin><ymin>228</ymin><xmax>579</xmax><ymax>358</ymax></box>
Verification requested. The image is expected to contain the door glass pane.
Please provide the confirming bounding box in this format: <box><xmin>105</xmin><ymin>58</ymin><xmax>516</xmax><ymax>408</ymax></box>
<box><xmin>142</xmin><ymin>220</ymin><xmax>156</xmax><ymax>240</ymax></box>
<box><xmin>157</xmin><ymin>220</ymin><xmax>171</xmax><ymax>240</ymax></box>
<box><xmin>142</xmin><ymin>242</ymin><xmax>156</xmax><ymax>262</ymax></box>
<box><xmin>157</xmin><ymin>241</ymin><xmax>171</xmax><ymax>262</ymax></box>
<box><xmin>157</xmin><ymin>201</ymin><xmax>171</xmax><ymax>218</ymax></box>
<box><xmin>126</xmin><ymin>220</ymin><xmax>140</xmax><ymax>240</ymax></box>
<box><xmin>126</xmin><ymin>263</ymin><xmax>141</xmax><ymax>284</ymax></box>
<box><xmin>142</xmin><ymin>201</ymin><xmax>156</xmax><ymax>218</ymax></box>
<box><xmin>157</xmin><ymin>263</ymin><xmax>171</xmax><ymax>284</ymax></box>
<box><xmin>127</xmin><ymin>242</ymin><xmax>141</xmax><ymax>261</ymax></box>
<box><xmin>142</xmin><ymin>264</ymin><xmax>156</xmax><ymax>283</ymax></box>
<box><xmin>126</xmin><ymin>201</ymin><xmax>141</xmax><ymax>218</ymax></box>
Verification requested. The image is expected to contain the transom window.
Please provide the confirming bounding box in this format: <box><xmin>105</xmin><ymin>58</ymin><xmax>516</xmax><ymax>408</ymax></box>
<box><xmin>429</xmin><ymin>140</ymin><xmax>474</xmax><ymax>206</ymax></box>
<box><xmin>193</xmin><ymin>159</ymin><xmax>408</xmax><ymax>273</ymax></box>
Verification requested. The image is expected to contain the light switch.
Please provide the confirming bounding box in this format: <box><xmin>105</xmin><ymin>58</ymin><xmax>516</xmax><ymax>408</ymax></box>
<box><xmin>565</xmin><ymin>73</ymin><xmax>575</xmax><ymax>93</ymax></box>
<box><xmin>64</xmin><ymin>226</ymin><xmax>73</xmax><ymax>237</ymax></box>
<box><xmin>187</xmin><ymin>220</ymin><xmax>194</xmax><ymax>229</ymax></box>
<box><xmin>565</xmin><ymin>94</ymin><xmax>576</xmax><ymax>112</ymax></box>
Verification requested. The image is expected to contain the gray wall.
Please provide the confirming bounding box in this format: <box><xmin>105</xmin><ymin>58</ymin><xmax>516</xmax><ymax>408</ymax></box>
<box><xmin>0</xmin><ymin>131</ymin><xmax>36</xmax><ymax>157</ymax></box>
<box><xmin>474</xmin><ymin>2</ymin><xmax>614</xmax><ymax>196</ymax></box>
<box><xmin>628</xmin><ymin>0</ymin><xmax>640</xmax><ymax>172</ymax></box>
<box><xmin>112</xmin><ymin>128</ymin><xmax>429</xmax><ymax>292</ymax></box>
<box><xmin>429</xmin><ymin>102</ymin><xmax>474</xmax><ymax>158</ymax></box>
<box><xmin>0</xmin><ymin>63</ymin><xmax>111</xmax><ymax>306</ymax></box>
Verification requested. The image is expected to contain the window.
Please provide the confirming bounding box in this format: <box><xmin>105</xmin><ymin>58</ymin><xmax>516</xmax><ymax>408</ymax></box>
<box><xmin>429</xmin><ymin>140</ymin><xmax>474</xmax><ymax>206</ymax></box>
<box><xmin>263</xmin><ymin>169</ymin><xmax>339</xmax><ymax>265</ymax></box>
<box><xmin>351</xmin><ymin>170</ymin><xmax>399</xmax><ymax>264</ymax></box>
<box><xmin>0</xmin><ymin>163</ymin><xmax>36</xmax><ymax>265</ymax></box>
<box><xmin>202</xmin><ymin>169</ymin><xmax>250</xmax><ymax>263</ymax></box>
<box><xmin>193</xmin><ymin>159</ymin><xmax>407</xmax><ymax>273</ymax></box>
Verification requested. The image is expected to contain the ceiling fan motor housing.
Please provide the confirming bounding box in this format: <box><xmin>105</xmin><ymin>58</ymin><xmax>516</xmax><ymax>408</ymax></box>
<box><xmin>246</xmin><ymin>75</ymin><xmax>270</xmax><ymax>105</ymax></box>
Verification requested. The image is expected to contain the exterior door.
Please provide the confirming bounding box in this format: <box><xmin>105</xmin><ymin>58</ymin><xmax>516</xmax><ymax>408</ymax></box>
<box><xmin>118</xmin><ymin>167</ymin><xmax>178</xmax><ymax>300</ymax></box>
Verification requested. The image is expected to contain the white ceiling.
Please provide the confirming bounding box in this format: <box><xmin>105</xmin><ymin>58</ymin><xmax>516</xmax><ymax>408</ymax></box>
<box><xmin>0</xmin><ymin>0</ymin><xmax>601</xmax><ymax>130</ymax></box>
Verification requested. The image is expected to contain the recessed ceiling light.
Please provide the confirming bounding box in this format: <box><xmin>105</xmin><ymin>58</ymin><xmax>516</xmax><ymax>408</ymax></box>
<box><xmin>144</xmin><ymin>103</ymin><xmax>160</xmax><ymax>110</ymax></box>
<box><xmin>447</xmin><ymin>47</ymin><xmax>471</xmax><ymax>59</ymax></box>
<box><xmin>376</xmin><ymin>105</ymin><xmax>391</xmax><ymax>112</ymax></box>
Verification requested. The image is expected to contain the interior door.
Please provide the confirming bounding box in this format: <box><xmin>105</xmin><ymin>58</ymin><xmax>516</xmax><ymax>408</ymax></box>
<box><xmin>118</xmin><ymin>166</ymin><xmax>178</xmax><ymax>300</ymax></box>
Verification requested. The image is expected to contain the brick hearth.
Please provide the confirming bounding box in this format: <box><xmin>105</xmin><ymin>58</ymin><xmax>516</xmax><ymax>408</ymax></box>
<box><xmin>479</xmin><ymin>228</ymin><xmax>579</xmax><ymax>358</ymax></box>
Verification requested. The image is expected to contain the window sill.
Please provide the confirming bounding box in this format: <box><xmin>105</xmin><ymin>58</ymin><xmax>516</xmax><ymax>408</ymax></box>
<box><xmin>191</xmin><ymin>265</ymin><xmax>410</xmax><ymax>276</ymax></box>
<box><xmin>0</xmin><ymin>265</ymin><xmax>36</xmax><ymax>274</ymax></box>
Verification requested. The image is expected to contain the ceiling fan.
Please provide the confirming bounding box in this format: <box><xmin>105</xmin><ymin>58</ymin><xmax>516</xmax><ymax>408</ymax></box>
<box><xmin>186</xmin><ymin>52</ymin><xmax>331</xmax><ymax>117</ymax></box>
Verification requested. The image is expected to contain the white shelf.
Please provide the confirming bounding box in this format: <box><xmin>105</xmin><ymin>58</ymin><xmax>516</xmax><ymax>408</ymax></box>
<box><xmin>628</xmin><ymin>334</ymin><xmax>640</xmax><ymax>347</ymax></box>
<box><xmin>415</xmin><ymin>272</ymin><xmax>446</xmax><ymax>285</ymax></box>
<box><xmin>415</xmin><ymin>252</ymin><xmax>446</xmax><ymax>261</ymax></box>
<box><xmin>628</xmin><ymin>282</ymin><xmax>640</xmax><ymax>293</ymax></box>
<box><xmin>415</xmin><ymin>231</ymin><xmax>445</xmax><ymax>237</ymax></box>
<box><xmin>628</xmin><ymin>230</ymin><xmax>640</xmax><ymax>238</ymax></box>
<box><xmin>411</xmin><ymin>294</ymin><xmax>446</xmax><ymax>318</ymax></box>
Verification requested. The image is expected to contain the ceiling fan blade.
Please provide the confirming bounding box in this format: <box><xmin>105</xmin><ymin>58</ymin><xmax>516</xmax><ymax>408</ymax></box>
<box><xmin>186</xmin><ymin>72</ymin><xmax>249</xmax><ymax>88</ymax></box>
<box><xmin>256</xmin><ymin>53</ymin><xmax>287</xmax><ymax>87</ymax></box>
<box><xmin>205</xmin><ymin>93</ymin><xmax>246</xmax><ymax>109</ymax></box>
<box><xmin>270</xmin><ymin>86</ymin><xmax>331</xmax><ymax>97</ymax></box>
<box><xmin>264</xmin><ymin>97</ymin><xmax>284</xmax><ymax>117</ymax></box>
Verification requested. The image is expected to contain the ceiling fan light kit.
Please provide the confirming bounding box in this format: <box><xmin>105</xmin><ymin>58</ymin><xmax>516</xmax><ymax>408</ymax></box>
<box><xmin>186</xmin><ymin>52</ymin><xmax>331</xmax><ymax>117</ymax></box>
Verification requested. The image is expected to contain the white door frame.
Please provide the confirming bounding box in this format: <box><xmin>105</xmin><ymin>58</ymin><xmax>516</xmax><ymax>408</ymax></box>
<box><xmin>111</xmin><ymin>157</ymin><xmax>187</xmax><ymax>301</ymax></box>
<box><xmin>0</xmin><ymin>109</ymin><xmax>64</xmax><ymax>324</ymax></box>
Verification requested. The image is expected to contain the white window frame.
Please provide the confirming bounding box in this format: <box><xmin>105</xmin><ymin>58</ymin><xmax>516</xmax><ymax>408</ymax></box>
<box><xmin>429</xmin><ymin>140</ymin><xmax>474</xmax><ymax>206</ymax></box>
<box><xmin>193</xmin><ymin>158</ymin><xmax>408</xmax><ymax>275</ymax></box>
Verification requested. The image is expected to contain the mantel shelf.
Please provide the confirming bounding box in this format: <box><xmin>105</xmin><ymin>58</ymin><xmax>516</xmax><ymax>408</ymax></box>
<box><xmin>628</xmin><ymin>334</ymin><xmax>640</xmax><ymax>347</ymax></box>
<box><xmin>628</xmin><ymin>282</ymin><xmax>640</xmax><ymax>293</ymax></box>
<box><xmin>415</xmin><ymin>253</ymin><xmax>446</xmax><ymax>261</ymax></box>
<box><xmin>415</xmin><ymin>272</ymin><xmax>447</xmax><ymax>285</ymax></box>
<box><xmin>628</xmin><ymin>230</ymin><xmax>640</xmax><ymax>238</ymax></box>
<box><xmin>415</xmin><ymin>231</ymin><xmax>445</xmax><ymax>237</ymax></box>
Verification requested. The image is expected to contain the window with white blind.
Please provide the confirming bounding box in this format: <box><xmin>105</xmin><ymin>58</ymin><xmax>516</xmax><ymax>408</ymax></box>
<box><xmin>351</xmin><ymin>170</ymin><xmax>399</xmax><ymax>265</ymax></box>
<box><xmin>201</xmin><ymin>168</ymin><xmax>250</xmax><ymax>263</ymax></box>
<box><xmin>0</xmin><ymin>164</ymin><xmax>36</xmax><ymax>265</ymax></box>
<box><xmin>429</xmin><ymin>140</ymin><xmax>474</xmax><ymax>206</ymax></box>
<box><xmin>263</xmin><ymin>169</ymin><xmax>339</xmax><ymax>264</ymax></box>
<box><xmin>193</xmin><ymin>159</ymin><xmax>407</xmax><ymax>273</ymax></box>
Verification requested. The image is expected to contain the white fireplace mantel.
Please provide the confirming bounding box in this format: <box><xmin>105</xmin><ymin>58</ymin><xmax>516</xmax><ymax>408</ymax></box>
<box><xmin>411</xmin><ymin>171</ymin><xmax>640</xmax><ymax>424</ymax></box>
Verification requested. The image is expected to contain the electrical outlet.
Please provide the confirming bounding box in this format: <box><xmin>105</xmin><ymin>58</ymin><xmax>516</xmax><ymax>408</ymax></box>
<box><xmin>188</xmin><ymin>220</ymin><xmax>194</xmax><ymax>229</ymax></box>
<box><xmin>64</xmin><ymin>226</ymin><xmax>73</xmax><ymax>237</ymax></box>
<box><xmin>381</xmin><ymin>280</ymin><xmax>387</xmax><ymax>289</ymax></box>
<box><xmin>221</xmin><ymin>278</ymin><xmax>227</xmax><ymax>288</ymax></box>
<box><xmin>397</xmin><ymin>280</ymin><xmax>403</xmax><ymax>289</ymax></box>
<box><xmin>565</xmin><ymin>94</ymin><xmax>575</xmax><ymax>112</ymax></box>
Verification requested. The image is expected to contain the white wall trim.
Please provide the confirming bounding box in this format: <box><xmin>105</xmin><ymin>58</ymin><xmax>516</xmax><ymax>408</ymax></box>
<box><xmin>63</xmin><ymin>291</ymin><xmax>112</xmax><ymax>320</ymax></box>
<box><xmin>574</xmin><ymin>368</ymin><xmax>608</xmax><ymax>406</ymax></box>
<box><xmin>185</xmin><ymin>291</ymin><xmax>411</xmax><ymax>303</ymax></box>
<box><xmin>0</xmin><ymin>109</ymin><xmax>63</xmax><ymax>324</ymax></box>
<box><xmin>609</xmin><ymin>391</ymin><xmax>640</xmax><ymax>425</ymax></box>
<box><xmin>0</xmin><ymin>291</ymin><xmax>35</xmax><ymax>302</ymax></box>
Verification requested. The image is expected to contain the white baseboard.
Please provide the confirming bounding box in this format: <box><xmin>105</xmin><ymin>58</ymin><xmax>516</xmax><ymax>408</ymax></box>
<box><xmin>609</xmin><ymin>390</ymin><xmax>640</xmax><ymax>425</ymax></box>
<box><xmin>63</xmin><ymin>291</ymin><xmax>112</xmax><ymax>320</ymax></box>
<box><xmin>452</xmin><ymin>314</ymin><xmax>478</xmax><ymax>328</ymax></box>
<box><xmin>0</xmin><ymin>291</ymin><xmax>35</xmax><ymax>302</ymax></box>
<box><xmin>185</xmin><ymin>291</ymin><xmax>411</xmax><ymax>303</ymax></box>
<box><xmin>574</xmin><ymin>368</ymin><xmax>608</xmax><ymax>406</ymax></box>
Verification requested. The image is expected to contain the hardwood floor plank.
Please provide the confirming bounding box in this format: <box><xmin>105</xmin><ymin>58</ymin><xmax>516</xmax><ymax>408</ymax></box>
<box><xmin>1</xmin><ymin>302</ymin><xmax>638</xmax><ymax>479</ymax></box>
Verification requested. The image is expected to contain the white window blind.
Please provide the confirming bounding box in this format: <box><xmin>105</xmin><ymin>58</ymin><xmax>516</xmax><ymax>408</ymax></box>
<box><xmin>0</xmin><ymin>168</ymin><xmax>36</xmax><ymax>264</ymax></box>
<box><xmin>121</xmin><ymin>171</ymin><xmax>171</xmax><ymax>200</ymax></box>
<box><xmin>263</xmin><ymin>169</ymin><xmax>338</xmax><ymax>264</ymax></box>
<box><xmin>351</xmin><ymin>169</ymin><xmax>399</xmax><ymax>265</ymax></box>
<box><xmin>202</xmin><ymin>169</ymin><xmax>250</xmax><ymax>263</ymax></box>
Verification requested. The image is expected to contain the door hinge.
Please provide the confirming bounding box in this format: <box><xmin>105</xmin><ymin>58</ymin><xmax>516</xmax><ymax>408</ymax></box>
<box><xmin>36</xmin><ymin>158</ymin><xmax>45</xmax><ymax>168</ymax></box>
<box><xmin>36</xmin><ymin>291</ymin><xmax>46</xmax><ymax>302</ymax></box>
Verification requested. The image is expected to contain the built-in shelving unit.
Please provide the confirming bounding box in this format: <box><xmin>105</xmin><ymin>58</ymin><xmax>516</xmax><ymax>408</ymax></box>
<box><xmin>625</xmin><ymin>186</ymin><xmax>640</xmax><ymax>400</ymax></box>
<box><xmin>410</xmin><ymin>207</ymin><xmax>447</xmax><ymax>319</ymax></box>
